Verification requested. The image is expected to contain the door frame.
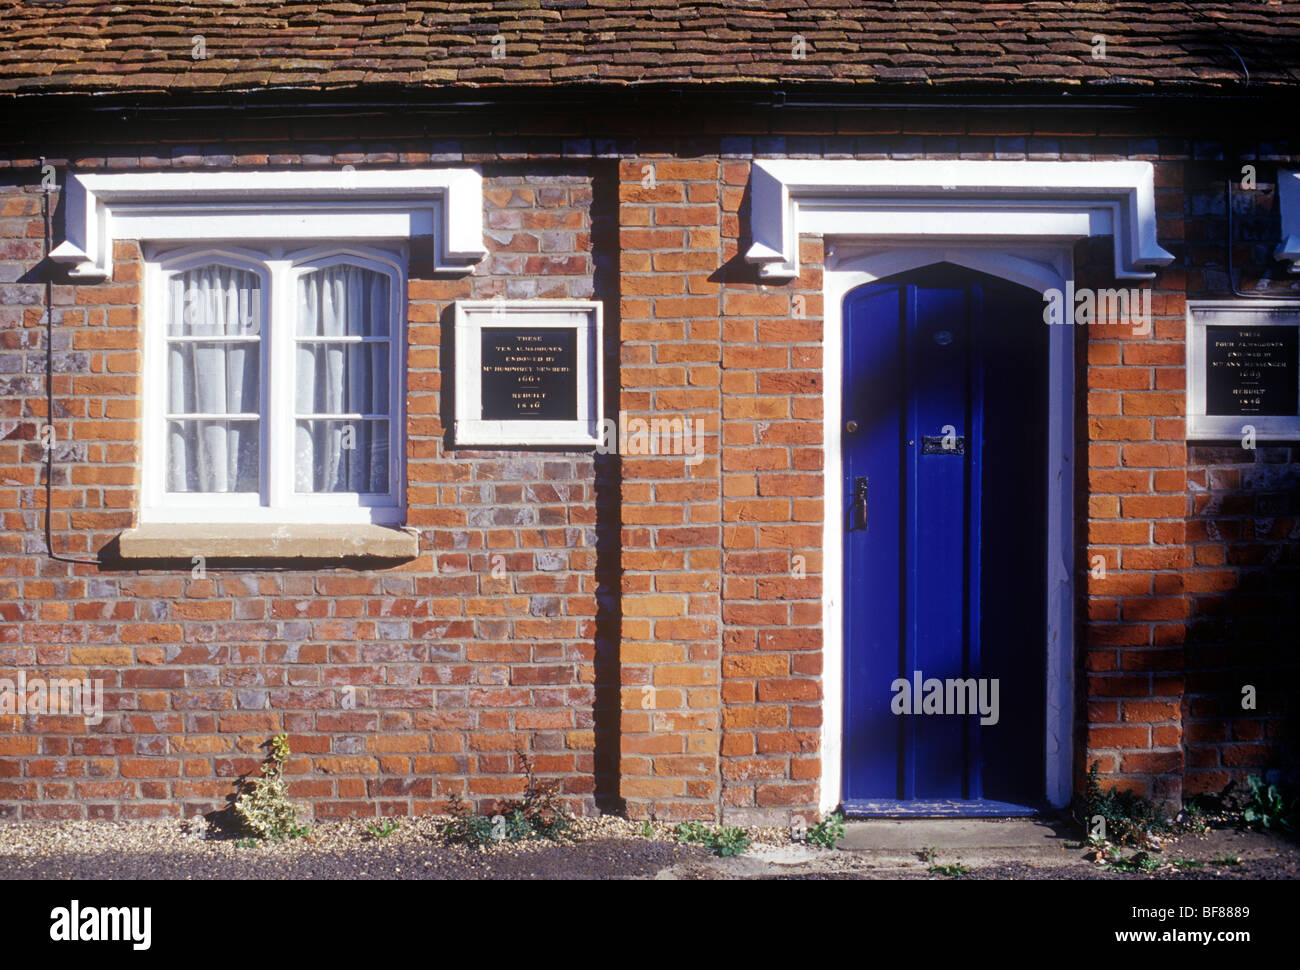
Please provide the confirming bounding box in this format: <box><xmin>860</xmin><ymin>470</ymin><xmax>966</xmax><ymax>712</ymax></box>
<box><xmin>820</xmin><ymin>242</ymin><xmax>1076</xmax><ymax>814</ymax></box>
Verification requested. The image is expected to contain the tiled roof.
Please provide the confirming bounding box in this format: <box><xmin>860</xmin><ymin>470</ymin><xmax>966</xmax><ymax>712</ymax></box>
<box><xmin>1</xmin><ymin>1</ymin><xmax>1298</xmax><ymax>99</ymax></box>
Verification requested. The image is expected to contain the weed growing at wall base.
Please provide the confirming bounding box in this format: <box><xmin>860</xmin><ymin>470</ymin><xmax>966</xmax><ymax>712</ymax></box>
<box><xmin>674</xmin><ymin>822</ymin><xmax>752</xmax><ymax>857</ymax></box>
<box><xmin>806</xmin><ymin>812</ymin><xmax>846</xmax><ymax>849</ymax></box>
<box><xmin>1074</xmin><ymin>762</ymin><xmax>1171</xmax><ymax>848</ymax></box>
<box><xmin>442</xmin><ymin>754</ymin><xmax>575</xmax><ymax>848</ymax></box>
<box><xmin>1241</xmin><ymin>774</ymin><xmax>1298</xmax><ymax>833</ymax></box>
<box><xmin>234</xmin><ymin>734</ymin><xmax>309</xmax><ymax>842</ymax></box>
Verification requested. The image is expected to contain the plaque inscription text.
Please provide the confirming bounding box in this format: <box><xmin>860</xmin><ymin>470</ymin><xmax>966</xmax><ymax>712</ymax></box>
<box><xmin>1205</xmin><ymin>325</ymin><xmax>1299</xmax><ymax>417</ymax></box>
<box><xmin>480</xmin><ymin>327</ymin><xmax>577</xmax><ymax>421</ymax></box>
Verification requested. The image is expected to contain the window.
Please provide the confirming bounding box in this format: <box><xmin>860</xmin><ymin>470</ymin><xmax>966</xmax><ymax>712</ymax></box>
<box><xmin>143</xmin><ymin>245</ymin><xmax>406</xmax><ymax>524</ymax></box>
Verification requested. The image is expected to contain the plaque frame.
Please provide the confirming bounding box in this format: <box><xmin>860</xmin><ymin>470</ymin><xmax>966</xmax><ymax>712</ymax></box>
<box><xmin>454</xmin><ymin>299</ymin><xmax>603</xmax><ymax>446</ymax></box>
<box><xmin>1186</xmin><ymin>299</ymin><xmax>1300</xmax><ymax>440</ymax></box>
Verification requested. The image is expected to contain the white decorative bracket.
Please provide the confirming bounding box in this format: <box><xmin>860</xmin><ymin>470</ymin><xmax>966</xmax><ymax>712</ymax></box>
<box><xmin>1274</xmin><ymin>169</ymin><xmax>1300</xmax><ymax>273</ymax></box>
<box><xmin>745</xmin><ymin>159</ymin><xmax>1174</xmax><ymax>282</ymax></box>
<box><xmin>50</xmin><ymin>168</ymin><xmax>487</xmax><ymax>281</ymax></box>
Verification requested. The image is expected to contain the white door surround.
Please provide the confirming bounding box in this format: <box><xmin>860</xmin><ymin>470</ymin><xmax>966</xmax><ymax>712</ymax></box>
<box><xmin>745</xmin><ymin>159</ymin><xmax>1173</xmax><ymax>283</ymax></box>
<box><xmin>741</xmin><ymin>158</ymin><xmax>1174</xmax><ymax>814</ymax></box>
<box><xmin>821</xmin><ymin>243</ymin><xmax>1074</xmax><ymax>815</ymax></box>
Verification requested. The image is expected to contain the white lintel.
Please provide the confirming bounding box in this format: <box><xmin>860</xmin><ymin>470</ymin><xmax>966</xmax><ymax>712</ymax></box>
<box><xmin>744</xmin><ymin>159</ymin><xmax>1174</xmax><ymax>282</ymax></box>
<box><xmin>50</xmin><ymin>168</ymin><xmax>487</xmax><ymax>281</ymax></box>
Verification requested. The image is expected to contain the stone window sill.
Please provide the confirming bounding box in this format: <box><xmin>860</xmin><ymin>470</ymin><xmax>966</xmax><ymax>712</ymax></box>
<box><xmin>117</xmin><ymin>523</ymin><xmax>420</xmax><ymax>562</ymax></box>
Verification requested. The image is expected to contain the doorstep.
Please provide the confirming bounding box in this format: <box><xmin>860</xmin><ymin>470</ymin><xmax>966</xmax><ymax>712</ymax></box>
<box><xmin>837</xmin><ymin>818</ymin><xmax>1073</xmax><ymax>865</ymax></box>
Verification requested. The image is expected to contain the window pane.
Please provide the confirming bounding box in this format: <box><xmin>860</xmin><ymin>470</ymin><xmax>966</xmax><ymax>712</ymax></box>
<box><xmin>294</xmin><ymin>419</ymin><xmax>389</xmax><ymax>494</ymax></box>
<box><xmin>297</xmin><ymin>265</ymin><xmax>390</xmax><ymax>337</ymax></box>
<box><xmin>167</xmin><ymin>342</ymin><xmax>260</xmax><ymax>415</ymax></box>
<box><xmin>168</xmin><ymin>265</ymin><xmax>261</xmax><ymax>337</ymax></box>
<box><xmin>166</xmin><ymin>419</ymin><xmax>259</xmax><ymax>493</ymax></box>
<box><xmin>165</xmin><ymin>264</ymin><xmax>262</xmax><ymax>495</ymax></box>
<box><xmin>295</xmin><ymin>342</ymin><xmax>389</xmax><ymax>416</ymax></box>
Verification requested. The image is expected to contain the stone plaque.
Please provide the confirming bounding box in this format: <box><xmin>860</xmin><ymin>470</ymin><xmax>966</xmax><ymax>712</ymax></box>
<box><xmin>480</xmin><ymin>327</ymin><xmax>577</xmax><ymax>421</ymax></box>
<box><xmin>454</xmin><ymin>300</ymin><xmax>603</xmax><ymax>446</ymax></box>
<box><xmin>1187</xmin><ymin>302</ymin><xmax>1300</xmax><ymax>440</ymax></box>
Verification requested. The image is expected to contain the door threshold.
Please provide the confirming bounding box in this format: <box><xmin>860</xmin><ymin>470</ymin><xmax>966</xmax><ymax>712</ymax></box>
<box><xmin>842</xmin><ymin>799</ymin><xmax>1043</xmax><ymax>818</ymax></box>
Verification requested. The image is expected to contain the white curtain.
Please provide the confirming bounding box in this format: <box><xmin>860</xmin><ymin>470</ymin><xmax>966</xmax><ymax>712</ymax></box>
<box><xmin>295</xmin><ymin>266</ymin><xmax>390</xmax><ymax>493</ymax></box>
<box><xmin>165</xmin><ymin>266</ymin><xmax>260</xmax><ymax>492</ymax></box>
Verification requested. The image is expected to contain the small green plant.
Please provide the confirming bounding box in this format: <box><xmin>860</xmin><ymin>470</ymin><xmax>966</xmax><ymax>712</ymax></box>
<box><xmin>1213</xmin><ymin>855</ymin><xmax>1242</xmax><ymax>866</ymax></box>
<box><xmin>1174</xmin><ymin>802</ymin><xmax>1211</xmax><ymax>835</ymax></box>
<box><xmin>235</xmin><ymin>837</ymin><xmax>258</xmax><ymax>849</ymax></box>
<box><xmin>675</xmin><ymin>821</ymin><xmax>710</xmax><ymax>844</ymax></box>
<box><xmin>441</xmin><ymin>752</ymin><xmax>576</xmax><ymax>848</ymax></box>
<box><xmin>1073</xmin><ymin>762</ymin><xmax>1170</xmax><ymax>848</ymax></box>
<box><xmin>710</xmin><ymin>826</ymin><xmax>752</xmax><ymax>858</ymax></box>
<box><xmin>639</xmin><ymin>820</ymin><xmax>654</xmax><ymax>839</ymax></box>
<box><xmin>929</xmin><ymin>862</ymin><xmax>970</xmax><ymax>877</ymax></box>
<box><xmin>1170</xmin><ymin>857</ymin><xmax>1204</xmax><ymax>869</ymax></box>
<box><xmin>674</xmin><ymin>821</ymin><xmax>752</xmax><ymax>857</ymax></box>
<box><xmin>1241</xmin><ymin>774</ymin><xmax>1297</xmax><ymax>833</ymax></box>
<box><xmin>366</xmin><ymin>819</ymin><xmax>401</xmax><ymax>840</ymax></box>
<box><xmin>1101</xmin><ymin>849</ymin><xmax>1161</xmax><ymax>873</ymax></box>
<box><xmin>441</xmin><ymin>792</ymin><xmax>498</xmax><ymax>849</ymax></box>
<box><xmin>806</xmin><ymin>812</ymin><xmax>846</xmax><ymax>849</ymax></box>
<box><xmin>918</xmin><ymin>845</ymin><xmax>938</xmax><ymax>863</ymax></box>
<box><xmin>234</xmin><ymin>734</ymin><xmax>308</xmax><ymax>842</ymax></box>
<box><xmin>502</xmin><ymin>752</ymin><xmax>575</xmax><ymax>842</ymax></box>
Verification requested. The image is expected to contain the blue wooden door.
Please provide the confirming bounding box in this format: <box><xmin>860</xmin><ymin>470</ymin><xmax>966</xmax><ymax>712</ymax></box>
<box><xmin>841</xmin><ymin>265</ymin><xmax>1047</xmax><ymax>815</ymax></box>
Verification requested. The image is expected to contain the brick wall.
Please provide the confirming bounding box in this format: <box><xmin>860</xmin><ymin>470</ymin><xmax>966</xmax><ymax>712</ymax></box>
<box><xmin>616</xmin><ymin>156</ymin><xmax>724</xmax><ymax>821</ymax></box>
<box><xmin>1185</xmin><ymin>442</ymin><xmax>1300</xmax><ymax>794</ymax></box>
<box><xmin>1180</xmin><ymin>160</ymin><xmax>1300</xmax><ymax>796</ymax></box>
<box><xmin>1076</xmin><ymin>231</ymin><xmax>1192</xmax><ymax>808</ymax></box>
<box><xmin>0</xmin><ymin>137</ymin><xmax>608</xmax><ymax>821</ymax></box>
<box><xmin>1</xmin><ymin>107</ymin><xmax>1298</xmax><ymax>822</ymax></box>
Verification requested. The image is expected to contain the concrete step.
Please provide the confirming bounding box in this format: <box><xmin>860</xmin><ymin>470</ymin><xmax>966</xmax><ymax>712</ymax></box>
<box><xmin>836</xmin><ymin>817</ymin><xmax>1078</xmax><ymax>866</ymax></box>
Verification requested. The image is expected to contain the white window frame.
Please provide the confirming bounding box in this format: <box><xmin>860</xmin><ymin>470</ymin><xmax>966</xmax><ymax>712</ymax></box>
<box><xmin>142</xmin><ymin>243</ymin><xmax>408</xmax><ymax>525</ymax></box>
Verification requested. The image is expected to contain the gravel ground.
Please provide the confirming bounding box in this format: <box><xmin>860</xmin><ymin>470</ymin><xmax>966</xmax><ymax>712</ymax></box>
<box><xmin>0</xmin><ymin>815</ymin><xmax>770</xmax><ymax>881</ymax></box>
<box><xmin>2</xmin><ymin>815</ymin><xmax>1295</xmax><ymax>880</ymax></box>
<box><xmin>959</xmin><ymin>858</ymin><xmax>1300</xmax><ymax>880</ymax></box>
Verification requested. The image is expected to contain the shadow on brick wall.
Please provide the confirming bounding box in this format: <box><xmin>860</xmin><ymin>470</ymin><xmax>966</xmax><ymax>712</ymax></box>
<box><xmin>1185</xmin><ymin>442</ymin><xmax>1300</xmax><ymax>795</ymax></box>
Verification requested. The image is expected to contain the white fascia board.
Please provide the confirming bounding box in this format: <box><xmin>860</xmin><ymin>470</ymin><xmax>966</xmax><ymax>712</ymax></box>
<box><xmin>745</xmin><ymin>159</ymin><xmax>1174</xmax><ymax>282</ymax></box>
<box><xmin>1274</xmin><ymin>170</ymin><xmax>1300</xmax><ymax>273</ymax></box>
<box><xmin>50</xmin><ymin>168</ymin><xmax>486</xmax><ymax>280</ymax></box>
